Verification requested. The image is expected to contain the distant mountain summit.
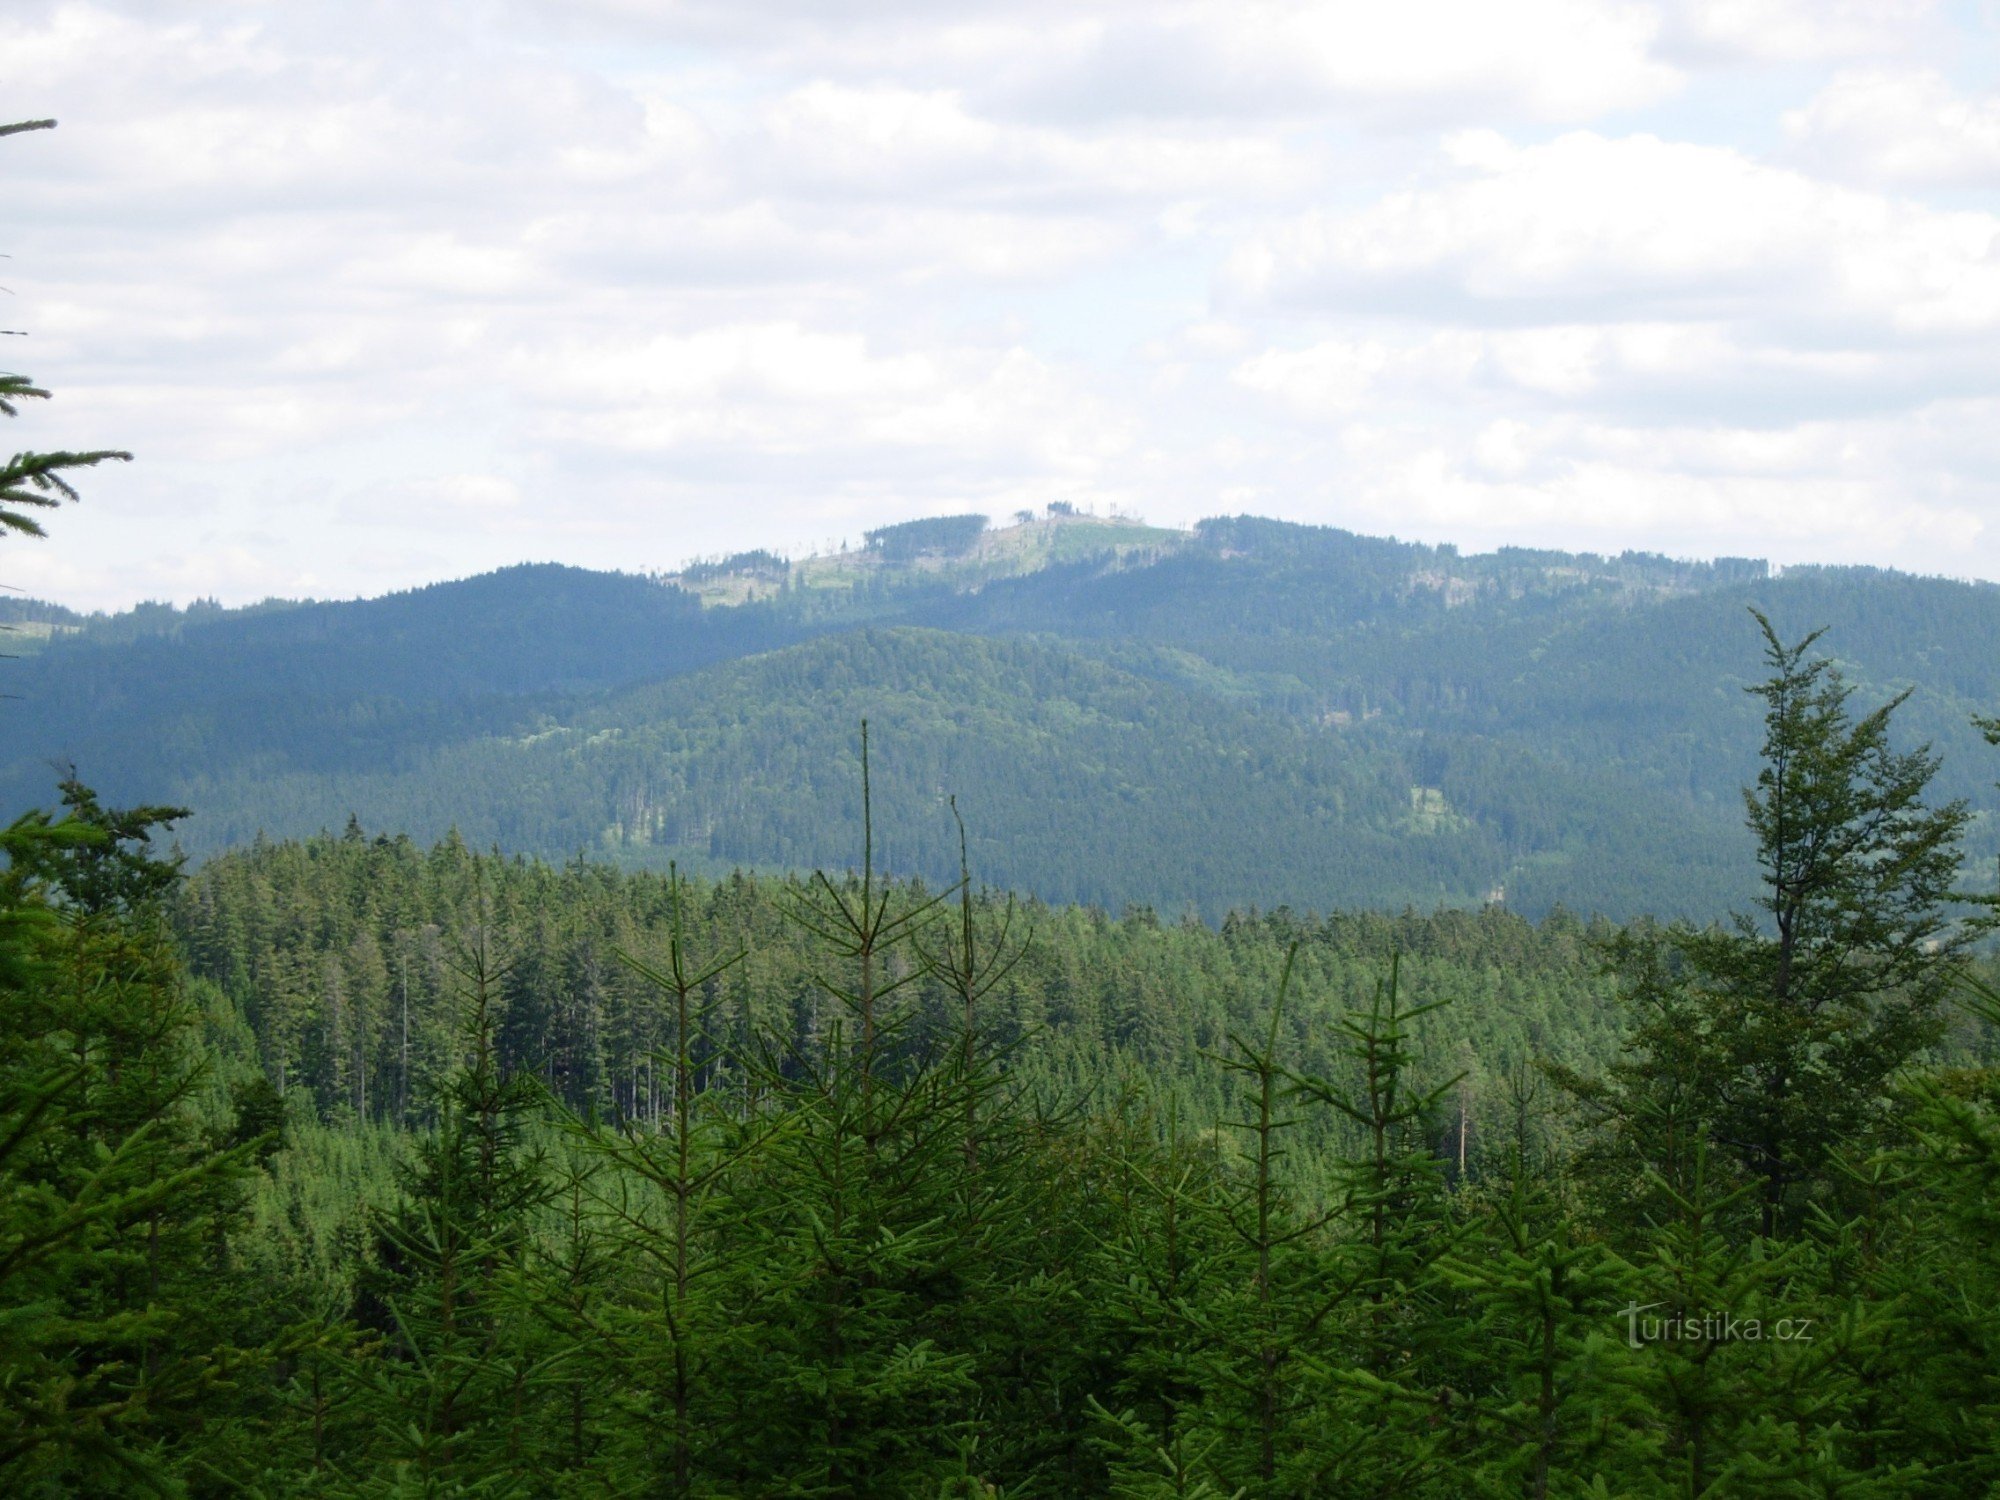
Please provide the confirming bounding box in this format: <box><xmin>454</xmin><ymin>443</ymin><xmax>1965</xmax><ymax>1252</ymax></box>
<box><xmin>5</xmin><ymin>514</ymin><xmax>1994</xmax><ymax>921</ymax></box>
<box><xmin>662</xmin><ymin>506</ymin><xmax>1187</xmax><ymax>606</ymax></box>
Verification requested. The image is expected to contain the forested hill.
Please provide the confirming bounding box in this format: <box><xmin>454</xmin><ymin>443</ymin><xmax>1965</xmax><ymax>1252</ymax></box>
<box><xmin>173</xmin><ymin>828</ymin><xmax>1632</xmax><ymax>1147</ymax></box>
<box><xmin>7</xmin><ymin>512</ymin><xmax>1999</xmax><ymax>920</ymax></box>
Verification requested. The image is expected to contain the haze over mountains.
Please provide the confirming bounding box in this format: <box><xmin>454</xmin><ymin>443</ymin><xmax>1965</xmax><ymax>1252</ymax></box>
<box><xmin>6</xmin><ymin>509</ymin><xmax>1997</xmax><ymax>922</ymax></box>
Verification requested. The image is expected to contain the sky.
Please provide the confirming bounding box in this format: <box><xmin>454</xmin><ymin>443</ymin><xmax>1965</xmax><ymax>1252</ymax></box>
<box><xmin>4</xmin><ymin>0</ymin><xmax>2000</xmax><ymax>610</ymax></box>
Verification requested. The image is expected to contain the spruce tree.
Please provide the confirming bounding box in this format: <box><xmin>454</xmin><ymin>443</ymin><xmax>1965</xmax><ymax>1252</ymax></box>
<box><xmin>0</xmin><ymin>781</ymin><xmax>263</xmax><ymax>1491</ymax></box>
<box><xmin>1562</xmin><ymin>612</ymin><xmax>1974</xmax><ymax>1240</ymax></box>
<box><xmin>909</xmin><ymin>798</ymin><xmax>1082</xmax><ymax>1488</ymax></box>
<box><xmin>1865</xmin><ymin>974</ymin><xmax>2000</xmax><ymax>1493</ymax></box>
<box><xmin>1079</xmin><ymin>1094</ymin><xmax>1237</xmax><ymax>1499</ymax></box>
<box><xmin>560</xmin><ymin>863</ymin><xmax>756</xmax><ymax>1495</ymax></box>
<box><xmin>1610</xmin><ymin>1142</ymin><xmax>1865</xmax><ymax>1497</ymax></box>
<box><xmin>725</xmin><ymin>724</ymin><xmax>990</xmax><ymax>1493</ymax></box>
<box><xmin>347</xmin><ymin>918</ymin><xmax>557</xmax><ymax>1495</ymax></box>
<box><xmin>1280</xmin><ymin>956</ymin><xmax>1461</xmax><ymax>1498</ymax></box>
<box><xmin>1192</xmin><ymin>946</ymin><xmax>1349</xmax><ymax>1499</ymax></box>
<box><xmin>1440</xmin><ymin>1125</ymin><xmax>1645</xmax><ymax>1498</ymax></box>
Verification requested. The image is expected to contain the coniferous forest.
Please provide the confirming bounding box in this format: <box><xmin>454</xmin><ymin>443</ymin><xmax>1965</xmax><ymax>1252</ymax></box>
<box><xmin>14</xmin><ymin>532</ymin><xmax>2000</xmax><ymax>927</ymax></box>
<box><xmin>6</xmin><ymin>657</ymin><xmax>2000</xmax><ymax>1495</ymax></box>
<box><xmin>9</xmin><ymin>121</ymin><xmax>2000</xmax><ymax>1500</ymax></box>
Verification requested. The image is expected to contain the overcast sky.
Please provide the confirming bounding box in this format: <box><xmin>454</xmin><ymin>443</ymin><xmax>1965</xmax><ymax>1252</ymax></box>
<box><xmin>5</xmin><ymin>0</ymin><xmax>2000</xmax><ymax>609</ymax></box>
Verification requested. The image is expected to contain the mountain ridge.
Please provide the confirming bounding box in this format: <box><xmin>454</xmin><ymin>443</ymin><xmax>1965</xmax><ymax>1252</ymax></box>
<box><xmin>5</xmin><ymin>513</ymin><xmax>1994</xmax><ymax>922</ymax></box>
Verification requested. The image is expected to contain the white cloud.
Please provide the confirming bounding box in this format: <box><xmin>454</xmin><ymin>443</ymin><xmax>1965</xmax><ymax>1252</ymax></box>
<box><xmin>1658</xmin><ymin>0</ymin><xmax>1940</xmax><ymax>62</ymax></box>
<box><xmin>981</xmin><ymin>0</ymin><xmax>1680</xmax><ymax>126</ymax></box>
<box><xmin>516</xmin><ymin>323</ymin><xmax>1134</xmax><ymax>485</ymax></box>
<box><xmin>1226</xmin><ymin>132</ymin><xmax>2000</xmax><ymax>341</ymax></box>
<box><xmin>1784</xmin><ymin>69</ymin><xmax>2000</xmax><ymax>188</ymax></box>
<box><xmin>1232</xmin><ymin>320</ymin><xmax>2000</xmax><ymax>427</ymax></box>
<box><xmin>1232</xmin><ymin>334</ymin><xmax>1481</xmax><ymax>413</ymax></box>
<box><xmin>1308</xmin><ymin>408</ymin><xmax>1995</xmax><ymax>568</ymax></box>
<box><xmin>754</xmin><ymin>82</ymin><xmax>1305</xmax><ymax>207</ymax></box>
<box><xmin>537</xmin><ymin>0</ymin><xmax>1682</xmax><ymax>125</ymax></box>
<box><xmin>7</xmin><ymin>0</ymin><xmax>2000</xmax><ymax>606</ymax></box>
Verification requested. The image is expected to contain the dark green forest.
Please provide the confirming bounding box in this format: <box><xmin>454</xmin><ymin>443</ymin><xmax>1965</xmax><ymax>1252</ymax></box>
<box><xmin>10</xmin><ymin>513</ymin><xmax>2000</xmax><ymax>922</ymax></box>
<box><xmin>6</xmin><ymin>647</ymin><xmax>2000</xmax><ymax>1493</ymax></box>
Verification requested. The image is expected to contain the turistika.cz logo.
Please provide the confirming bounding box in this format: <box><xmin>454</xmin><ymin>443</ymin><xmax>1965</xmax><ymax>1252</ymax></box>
<box><xmin>1619</xmin><ymin>1302</ymin><xmax>1815</xmax><ymax>1350</ymax></box>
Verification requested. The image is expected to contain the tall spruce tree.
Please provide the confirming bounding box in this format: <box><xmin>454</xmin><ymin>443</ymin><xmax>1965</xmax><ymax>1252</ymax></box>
<box><xmin>348</xmin><ymin>916</ymin><xmax>558</xmax><ymax>1495</ymax></box>
<box><xmin>909</xmin><ymin>800</ymin><xmax>1083</xmax><ymax>1489</ymax></box>
<box><xmin>562</xmin><ymin>863</ymin><xmax>757</xmax><ymax>1495</ymax></box>
<box><xmin>0</xmin><ymin>780</ymin><xmax>264</xmax><ymax>1491</ymax></box>
<box><xmin>1865</xmin><ymin>973</ymin><xmax>2000</xmax><ymax>1493</ymax></box>
<box><xmin>1194</xmin><ymin>947</ymin><xmax>1344</xmax><ymax>1498</ymax></box>
<box><xmin>1293</xmin><ymin>956</ymin><xmax>1461</xmax><ymax>1498</ymax></box>
<box><xmin>1440</xmin><ymin>1168</ymin><xmax>1641</xmax><ymax>1497</ymax></box>
<box><xmin>725</xmin><ymin>725</ymin><xmax>994</xmax><ymax>1493</ymax></box>
<box><xmin>1079</xmin><ymin>1095</ymin><xmax>1239</xmax><ymax>1500</ymax></box>
<box><xmin>1562</xmin><ymin>611</ymin><xmax>1973</xmax><ymax>1239</ymax></box>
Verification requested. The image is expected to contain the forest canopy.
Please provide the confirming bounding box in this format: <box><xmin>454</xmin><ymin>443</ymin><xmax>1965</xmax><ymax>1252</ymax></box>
<box><xmin>3</xmin><ymin>624</ymin><xmax>1998</xmax><ymax>1492</ymax></box>
<box><xmin>863</xmin><ymin>512</ymin><xmax>989</xmax><ymax>560</ymax></box>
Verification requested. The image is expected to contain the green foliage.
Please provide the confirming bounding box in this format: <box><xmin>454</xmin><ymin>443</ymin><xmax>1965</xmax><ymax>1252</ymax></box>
<box><xmin>0</xmin><ymin>425</ymin><xmax>133</xmax><ymax>540</ymax></box>
<box><xmin>0</xmin><ymin>782</ymin><xmax>260</xmax><ymax>1492</ymax></box>
<box><xmin>1439</xmin><ymin>1164</ymin><xmax>1642</xmax><ymax>1498</ymax></box>
<box><xmin>549</xmin><ymin>867</ymin><xmax>755</xmax><ymax>1495</ymax></box>
<box><xmin>345</xmin><ymin>925</ymin><xmax>560</xmax><ymax>1495</ymax></box>
<box><xmin>1557</xmin><ymin>614</ymin><xmax>1976</xmax><ymax>1239</ymax></box>
<box><xmin>166</xmin><ymin>825</ymin><xmax>1622</xmax><ymax>1157</ymax></box>
<box><xmin>676</xmin><ymin>548</ymin><xmax>787</xmax><ymax>585</ymax></box>
<box><xmin>14</xmin><ymin>515</ymin><xmax>2000</xmax><ymax>923</ymax></box>
<box><xmin>864</xmin><ymin>513</ymin><xmax>988</xmax><ymax>561</ymax></box>
<box><xmin>3</xmin><ymin>591</ymin><xmax>2000</xmax><ymax>1493</ymax></box>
